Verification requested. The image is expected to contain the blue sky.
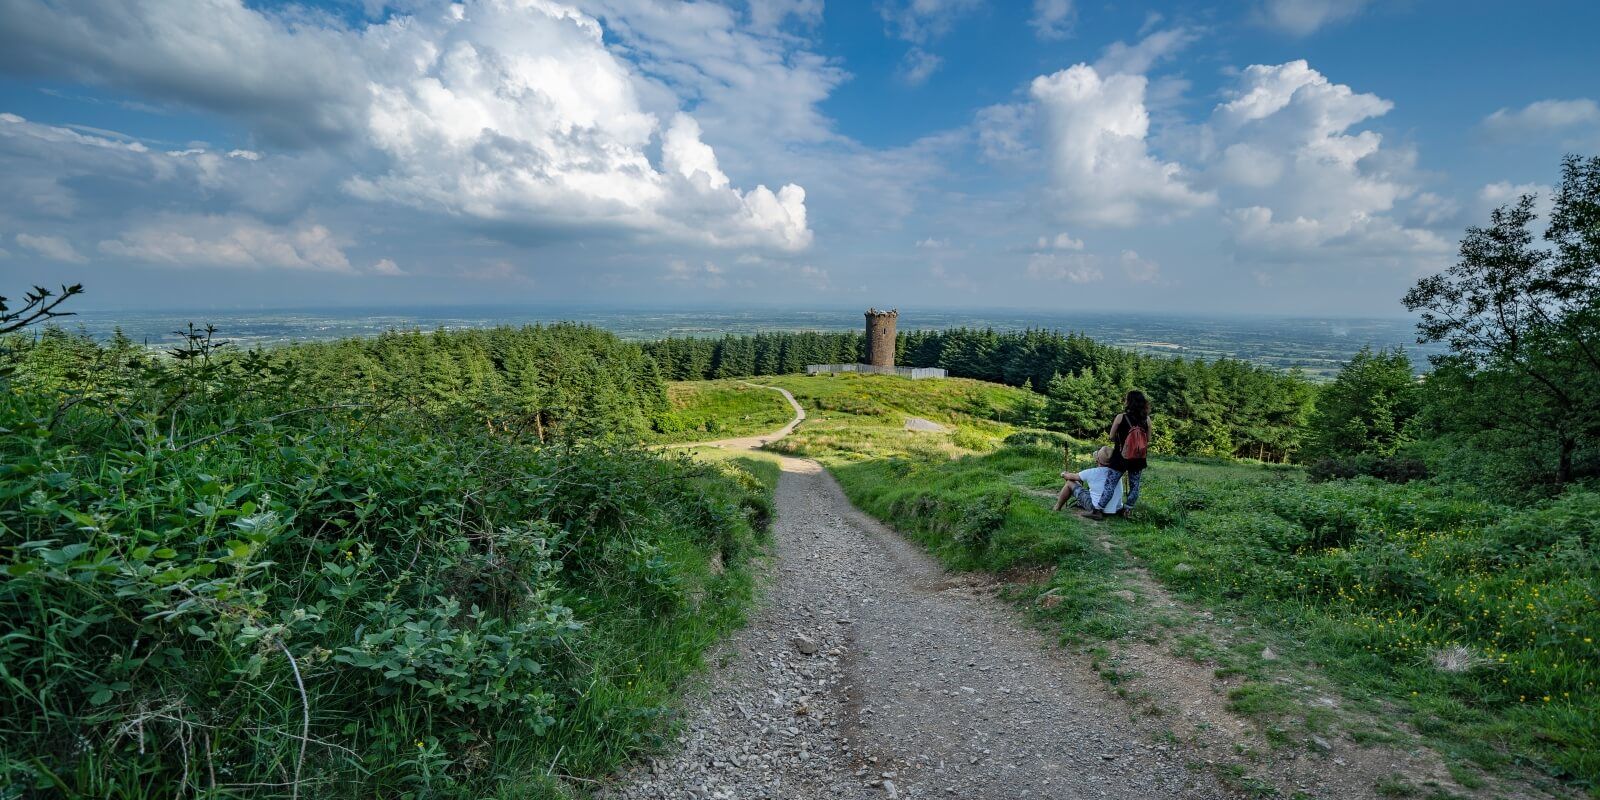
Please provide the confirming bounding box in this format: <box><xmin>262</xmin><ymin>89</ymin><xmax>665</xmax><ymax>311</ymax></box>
<box><xmin>0</xmin><ymin>0</ymin><xmax>1596</xmax><ymax>315</ymax></box>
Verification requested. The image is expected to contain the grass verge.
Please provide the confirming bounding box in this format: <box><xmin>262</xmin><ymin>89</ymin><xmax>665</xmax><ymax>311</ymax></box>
<box><xmin>827</xmin><ymin>437</ymin><xmax>1598</xmax><ymax>794</ymax></box>
<box><xmin>647</xmin><ymin>380</ymin><xmax>794</xmax><ymax>444</ymax></box>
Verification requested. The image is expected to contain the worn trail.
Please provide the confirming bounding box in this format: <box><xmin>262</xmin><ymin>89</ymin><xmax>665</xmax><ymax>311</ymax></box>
<box><xmin>607</xmin><ymin>390</ymin><xmax>1227</xmax><ymax>799</ymax></box>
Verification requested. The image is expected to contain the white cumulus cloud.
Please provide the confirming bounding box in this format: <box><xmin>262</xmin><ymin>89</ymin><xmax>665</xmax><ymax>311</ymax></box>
<box><xmin>662</xmin><ymin>258</ymin><xmax>726</xmax><ymax>288</ymax></box>
<box><xmin>1119</xmin><ymin>249</ymin><xmax>1161</xmax><ymax>283</ymax></box>
<box><xmin>1093</xmin><ymin>27</ymin><xmax>1200</xmax><ymax>76</ymax></box>
<box><xmin>346</xmin><ymin>1</ymin><xmax>810</xmax><ymax>251</ymax></box>
<box><xmin>879</xmin><ymin>0</ymin><xmax>986</xmax><ymax>44</ymax></box>
<box><xmin>0</xmin><ymin>0</ymin><xmax>365</xmax><ymax>146</ymax></box>
<box><xmin>1030</xmin><ymin>64</ymin><xmax>1214</xmax><ymax>226</ymax></box>
<box><xmin>1479</xmin><ymin>181</ymin><xmax>1555</xmax><ymax>221</ymax></box>
<box><xmin>1035</xmin><ymin>232</ymin><xmax>1085</xmax><ymax>251</ymax></box>
<box><xmin>975</xmin><ymin>102</ymin><xmax>1037</xmax><ymax>163</ymax></box>
<box><xmin>898</xmin><ymin>48</ymin><xmax>944</xmax><ymax>86</ymax></box>
<box><xmin>746</xmin><ymin>0</ymin><xmax>823</xmax><ymax>32</ymax></box>
<box><xmin>1</xmin><ymin>0</ymin><xmax>815</xmax><ymax>253</ymax></box>
<box><xmin>1203</xmin><ymin>60</ymin><xmax>1447</xmax><ymax>265</ymax></box>
<box><xmin>1027</xmin><ymin>251</ymin><xmax>1103</xmax><ymax>283</ymax></box>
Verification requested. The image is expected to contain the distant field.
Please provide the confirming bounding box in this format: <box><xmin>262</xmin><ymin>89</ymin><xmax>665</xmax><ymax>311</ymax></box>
<box><xmin>54</xmin><ymin>306</ymin><xmax>1444</xmax><ymax>377</ymax></box>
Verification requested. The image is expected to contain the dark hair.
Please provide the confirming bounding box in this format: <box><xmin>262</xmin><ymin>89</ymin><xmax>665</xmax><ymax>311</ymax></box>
<box><xmin>1124</xmin><ymin>390</ymin><xmax>1150</xmax><ymax>426</ymax></box>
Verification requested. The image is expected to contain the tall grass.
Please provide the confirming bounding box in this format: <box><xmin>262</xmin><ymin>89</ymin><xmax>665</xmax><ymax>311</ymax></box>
<box><xmin>828</xmin><ymin>440</ymin><xmax>1599</xmax><ymax>792</ymax></box>
<box><xmin>1126</xmin><ymin>468</ymin><xmax>1599</xmax><ymax>787</ymax></box>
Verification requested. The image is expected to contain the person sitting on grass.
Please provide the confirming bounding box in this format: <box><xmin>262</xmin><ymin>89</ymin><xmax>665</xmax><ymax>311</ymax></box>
<box><xmin>1052</xmin><ymin>446</ymin><xmax>1124</xmax><ymax>516</ymax></box>
<box><xmin>1092</xmin><ymin>390</ymin><xmax>1151</xmax><ymax>521</ymax></box>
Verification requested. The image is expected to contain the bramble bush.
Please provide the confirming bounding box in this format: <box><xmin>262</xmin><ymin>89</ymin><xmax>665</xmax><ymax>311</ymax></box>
<box><xmin>0</xmin><ymin>325</ymin><xmax>770</xmax><ymax>798</ymax></box>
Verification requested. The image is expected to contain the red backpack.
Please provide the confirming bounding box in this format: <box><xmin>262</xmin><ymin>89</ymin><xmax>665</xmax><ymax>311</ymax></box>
<box><xmin>1120</xmin><ymin>415</ymin><xmax>1149</xmax><ymax>460</ymax></box>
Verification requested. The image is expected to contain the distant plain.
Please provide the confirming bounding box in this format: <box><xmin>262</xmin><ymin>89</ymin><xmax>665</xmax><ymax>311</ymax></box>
<box><xmin>58</xmin><ymin>306</ymin><xmax>1444</xmax><ymax>379</ymax></box>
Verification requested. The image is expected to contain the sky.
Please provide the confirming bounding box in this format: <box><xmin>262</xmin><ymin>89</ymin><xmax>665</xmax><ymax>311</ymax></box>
<box><xmin>0</xmin><ymin>0</ymin><xmax>1596</xmax><ymax>315</ymax></box>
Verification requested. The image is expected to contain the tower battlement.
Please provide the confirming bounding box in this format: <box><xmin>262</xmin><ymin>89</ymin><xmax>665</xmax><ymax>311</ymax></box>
<box><xmin>864</xmin><ymin>308</ymin><xmax>898</xmax><ymax>368</ymax></box>
<box><xmin>807</xmin><ymin>308</ymin><xmax>942</xmax><ymax>378</ymax></box>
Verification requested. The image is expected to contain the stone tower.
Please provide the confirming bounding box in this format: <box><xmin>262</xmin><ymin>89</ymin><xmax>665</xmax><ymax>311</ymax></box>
<box><xmin>864</xmin><ymin>308</ymin><xmax>898</xmax><ymax>368</ymax></box>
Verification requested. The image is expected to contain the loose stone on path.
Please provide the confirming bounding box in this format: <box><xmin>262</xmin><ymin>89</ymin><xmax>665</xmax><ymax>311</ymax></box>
<box><xmin>603</xmin><ymin>452</ymin><xmax>1228</xmax><ymax>799</ymax></box>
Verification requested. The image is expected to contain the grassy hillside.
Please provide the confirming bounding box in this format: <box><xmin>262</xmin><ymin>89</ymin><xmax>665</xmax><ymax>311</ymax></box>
<box><xmin>668</xmin><ymin>373</ymin><xmax>1598</xmax><ymax>794</ymax></box>
<box><xmin>827</xmin><ymin>436</ymin><xmax>1597</xmax><ymax>794</ymax></box>
<box><xmin>761</xmin><ymin>372</ymin><xmax>1039</xmax><ymax>460</ymax></box>
<box><xmin>0</xmin><ymin>328</ymin><xmax>776</xmax><ymax>798</ymax></box>
<box><xmin>647</xmin><ymin>380</ymin><xmax>794</xmax><ymax>444</ymax></box>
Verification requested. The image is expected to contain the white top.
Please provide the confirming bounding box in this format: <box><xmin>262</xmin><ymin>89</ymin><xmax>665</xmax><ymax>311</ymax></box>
<box><xmin>1078</xmin><ymin>466</ymin><xmax>1124</xmax><ymax>514</ymax></box>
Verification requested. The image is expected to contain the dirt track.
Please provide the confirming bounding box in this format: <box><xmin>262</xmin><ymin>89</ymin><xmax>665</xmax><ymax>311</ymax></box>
<box><xmin>609</xmin><ymin>388</ymin><xmax>1227</xmax><ymax>799</ymax></box>
<box><xmin>610</xmin><ymin>452</ymin><xmax>1235</xmax><ymax>799</ymax></box>
<box><xmin>607</xmin><ymin>388</ymin><xmax>1546</xmax><ymax>800</ymax></box>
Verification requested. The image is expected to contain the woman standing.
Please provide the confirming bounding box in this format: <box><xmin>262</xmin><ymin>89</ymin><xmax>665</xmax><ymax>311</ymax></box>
<box><xmin>1083</xmin><ymin>390</ymin><xmax>1151</xmax><ymax>520</ymax></box>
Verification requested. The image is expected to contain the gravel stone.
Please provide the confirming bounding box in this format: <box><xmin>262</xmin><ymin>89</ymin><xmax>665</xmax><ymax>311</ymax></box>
<box><xmin>605</xmin><ymin>424</ymin><xmax>1230</xmax><ymax>799</ymax></box>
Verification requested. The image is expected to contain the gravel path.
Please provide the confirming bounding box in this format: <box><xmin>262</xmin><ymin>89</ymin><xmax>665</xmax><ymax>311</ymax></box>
<box><xmin>607</xmin><ymin>399</ymin><xmax>1230</xmax><ymax>799</ymax></box>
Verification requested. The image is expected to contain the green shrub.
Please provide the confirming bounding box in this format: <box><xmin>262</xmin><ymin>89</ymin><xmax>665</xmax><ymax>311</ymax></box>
<box><xmin>956</xmin><ymin>488</ymin><xmax>1014</xmax><ymax>549</ymax></box>
<box><xmin>1308</xmin><ymin>454</ymin><xmax>1429</xmax><ymax>484</ymax></box>
<box><xmin>0</xmin><ymin>332</ymin><xmax>771</xmax><ymax>798</ymax></box>
<box><xmin>1002</xmin><ymin>429</ymin><xmax>1076</xmax><ymax>448</ymax></box>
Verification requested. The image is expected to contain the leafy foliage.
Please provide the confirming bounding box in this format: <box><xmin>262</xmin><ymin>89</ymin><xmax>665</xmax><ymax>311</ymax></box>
<box><xmin>644</xmin><ymin>331</ymin><xmax>863</xmax><ymax>380</ymax></box>
<box><xmin>0</xmin><ymin>322</ymin><xmax>770</xmax><ymax>797</ymax></box>
<box><xmin>278</xmin><ymin>323</ymin><xmax>668</xmax><ymax>441</ymax></box>
<box><xmin>1304</xmin><ymin>346</ymin><xmax>1421</xmax><ymax>462</ymax></box>
<box><xmin>1306</xmin><ymin>453</ymin><xmax>1429</xmax><ymax>484</ymax></box>
<box><xmin>1405</xmin><ymin>155</ymin><xmax>1600</xmax><ymax>484</ymax></box>
<box><xmin>0</xmin><ymin>283</ymin><xmax>82</xmax><ymax>336</ymax></box>
<box><xmin>1125</xmin><ymin>468</ymin><xmax>1599</xmax><ymax>787</ymax></box>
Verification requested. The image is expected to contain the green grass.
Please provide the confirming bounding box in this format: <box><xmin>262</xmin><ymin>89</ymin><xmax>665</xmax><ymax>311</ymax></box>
<box><xmin>808</xmin><ymin>420</ymin><xmax>1598</xmax><ymax>794</ymax></box>
<box><xmin>759</xmin><ymin>373</ymin><xmax>1037</xmax><ymax>461</ymax></box>
<box><xmin>646</xmin><ymin>380</ymin><xmax>794</xmax><ymax>444</ymax></box>
<box><xmin>1120</xmin><ymin>472</ymin><xmax>1599</xmax><ymax>788</ymax></box>
<box><xmin>681</xmin><ymin>447</ymin><xmax>785</xmax><ymax>492</ymax></box>
<box><xmin>557</xmin><ymin>368</ymin><xmax>1597</xmax><ymax>794</ymax></box>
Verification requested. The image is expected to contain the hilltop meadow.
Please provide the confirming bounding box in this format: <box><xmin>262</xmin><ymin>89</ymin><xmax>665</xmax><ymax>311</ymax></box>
<box><xmin>744</xmin><ymin>372</ymin><xmax>1596</xmax><ymax>795</ymax></box>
